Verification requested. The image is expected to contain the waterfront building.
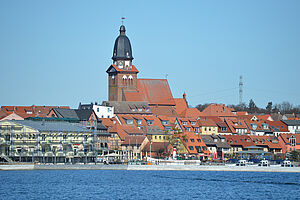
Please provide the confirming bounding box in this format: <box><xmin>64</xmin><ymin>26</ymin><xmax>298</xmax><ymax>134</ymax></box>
<box><xmin>278</xmin><ymin>133</ymin><xmax>300</xmax><ymax>154</ymax></box>
<box><xmin>197</xmin><ymin>118</ymin><xmax>218</xmax><ymax>135</ymax></box>
<box><xmin>0</xmin><ymin>120</ymin><xmax>96</xmax><ymax>163</ymax></box>
<box><xmin>201</xmin><ymin>135</ymin><xmax>231</xmax><ymax>159</ymax></box>
<box><xmin>1</xmin><ymin>105</ymin><xmax>70</xmax><ymax>118</ymax></box>
<box><xmin>78</xmin><ymin>102</ymin><xmax>114</xmax><ymax>119</ymax></box>
<box><xmin>48</xmin><ymin>108</ymin><xmax>99</xmax><ymax>130</ymax></box>
<box><xmin>102</xmin><ymin>101</ymin><xmax>151</xmax><ymax>115</ymax></box>
<box><xmin>0</xmin><ymin>112</ymin><xmax>24</xmax><ymax>121</ymax></box>
<box><xmin>265</xmin><ymin>120</ymin><xmax>289</xmax><ymax>137</ymax></box>
<box><xmin>281</xmin><ymin>120</ymin><xmax>300</xmax><ymax>134</ymax></box>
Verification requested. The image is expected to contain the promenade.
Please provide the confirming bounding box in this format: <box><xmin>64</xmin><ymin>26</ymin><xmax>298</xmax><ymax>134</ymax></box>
<box><xmin>1</xmin><ymin>164</ymin><xmax>300</xmax><ymax>173</ymax></box>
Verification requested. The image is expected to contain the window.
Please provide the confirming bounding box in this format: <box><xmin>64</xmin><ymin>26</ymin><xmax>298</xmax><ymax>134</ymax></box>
<box><xmin>197</xmin><ymin>139</ymin><xmax>201</xmax><ymax>142</ymax></box>
<box><xmin>188</xmin><ymin>146</ymin><xmax>194</xmax><ymax>150</ymax></box>
<box><xmin>155</xmin><ymin>136</ymin><xmax>157</xmax><ymax>139</ymax></box>
<box><xmin>221</xmin><ymin>127</ymin><xmax>227</xmax><ymax>132</ymax></box>
<box><xmin>195</xmin><ymin>146</ymin><xmax>201</xmax><ymax>153</ymax></box>
<box><xmin>190</xmin><ymin>139</ymin><xmax>195</xmax><ymax>142</ymax></box>
<box><xmin>147</xmin><ymin>120</ymin><xmax>154</xmax><ymax>125</ymax></box>
<box><xmin>289</xmin><ymin>136</ymin><xmax>296</xmax><ymax>147</ymax></box>
<box><xmin>184</xmin><ymin>139</ymin><xmax>188</xmax><ymax>143</ymax></box>
<box><xmin>162</xmin><ymin>120</ymin><xmax>169</xmax><ymax>125</ymax></box>
<box><xmin>126</xmin><ymin>119</ymin><xmax>133</xmax><ymax>125</ymax></box>
<box><xmin>136</xmin><ymin>119</ymin><xmax>142</xmax><ymax>125</ymax></box>
<box><xmin>159</xmin><ymin>136</ymin><xmax>161</xmax><ymax>139</ymax></box>
<box><xmin>204</xmin><ymin>128</ymin><xmax>207</xmax><ymax>131</ymax></box>
<box><xmin>202</xmin><ymin>146</ymin><xmax>207</xmax><ymax>151</ymax></box>
<box><xmin>191</xmin><ymin>122</ymin><xmax>196</xmax><ymax>125</ymax></box>
<box><xmin>97</xmin><ymin>108</ymin><xmax>99</xmax><ymax>112</ymax></box>
<box><xmin>209</xmin><ymin>128</ymin><xmax>211</xmax><ymax>131</ymax></box>
<box><xmin>182</xmin><ymin>121</ymin><xmax>187</xmax><ymax>125</ymax></box>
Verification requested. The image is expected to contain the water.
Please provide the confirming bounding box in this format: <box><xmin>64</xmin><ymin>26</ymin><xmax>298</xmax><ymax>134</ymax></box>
<box><xmin>0</xmin><ymin>170</ymin><xmax>299</xmax><ymax>200</ymax></box>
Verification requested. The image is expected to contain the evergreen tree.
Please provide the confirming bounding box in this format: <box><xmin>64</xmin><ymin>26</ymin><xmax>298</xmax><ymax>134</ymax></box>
<box><xmin>248</xmin><ymin>99</ymin><xmax>257</xmax><ymax>113</ymax></box>
<box><xmin>266</xmin><ymin>102</ymin><xmax>273</xmax><ymax>113</ymax></box>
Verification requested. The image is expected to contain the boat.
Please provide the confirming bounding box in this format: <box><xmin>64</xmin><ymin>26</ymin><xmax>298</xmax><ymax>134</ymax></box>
<box><xmin>258</xmin><ymin>159</ymin><xmax>270</xmax><ymax>167</ymax></box>
<box><xmin>281</xmin><ymin>160</ymin><xmax>294</xmax><ymax>167</ymax></box>
<box><xmin>236</xmin><ymin>160</ymin><xmax>247</xmax><ymax>166</ymax></box>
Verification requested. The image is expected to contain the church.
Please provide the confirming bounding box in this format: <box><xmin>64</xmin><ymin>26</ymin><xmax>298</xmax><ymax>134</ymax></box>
<box><xmin>105</xmin><ymin>25</ymin><xmax>201</xmax><ymax>118</ymax></box>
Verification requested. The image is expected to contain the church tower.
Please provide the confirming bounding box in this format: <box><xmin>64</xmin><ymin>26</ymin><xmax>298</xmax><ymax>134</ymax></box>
<box><xmin>106</xmin><ymin>25</ymin><xmax>139</xmax><ymax>101</ymax></box>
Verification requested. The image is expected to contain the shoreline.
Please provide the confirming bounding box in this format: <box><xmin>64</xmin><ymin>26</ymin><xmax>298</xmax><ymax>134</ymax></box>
<box><xmin>1</xmin><ymin>164</ymin><xmax>300</xmax><ymax>173</ymax></box>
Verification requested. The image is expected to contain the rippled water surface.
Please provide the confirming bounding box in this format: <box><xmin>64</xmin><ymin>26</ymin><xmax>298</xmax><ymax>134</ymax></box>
<box><xmin>0</xmin><ymin>170</ymin><xmax>299</xmax><ymax>200</ymax></box>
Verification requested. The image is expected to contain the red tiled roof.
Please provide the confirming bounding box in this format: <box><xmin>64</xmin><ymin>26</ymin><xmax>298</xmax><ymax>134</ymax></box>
<box><xmin>174</xmin><ymin>98</ymin><xmax>188</xmax><ymax>115</ymax></box>
<box><xmin>266</xmin><ymin>121</ymin><xmax>289</xmax><ymax>132</ymax></box>
<box><xmin>278</xmin><ymin>133</ymin><xmax>300</xmax><ymax>144</ymax></box>
<box><xmin>1</xmin><ymin>105</ymin><xmax>70</xmax><ymax>119</ymax></box>
<box><xmin>149</xmin><ymin>106</ymin><xmax>178</xmax><ymax>117</ymax></box>
<box><xmin>122</xmin><ymin>135</ymin><xmax>146</xmax><ymax>146</ymax></box>
<box><xmin>201</xmin><ymin>104</ymin><xmax>235</xmax><ymax>117</ymax></box>
<box><xmin>124</xmin><ymin>79</ymin><xmax>175</xmax><ymax>106</ymax></box>
<box><xmin>181</xmin><ymin>132</ymin><xmax>210</xmax><ymax>154</ymax></box>
<box><xmin>224</xmin><ymin>135</ymin><xmax>254</xmax><ymax>148</ymax></box>
<box><xmin>197</xmin><ymin>118</ymin><xmax>217</xmax><ymax>127</ymax></box>
<box><xmin>107</xmin><ymin>64</ymin><xmax>139</xmax><ymax>73</ymax></box>
<box><xmin>249</xmin><ymin>135</ymin><xmax>281</xmax><ymax>149</ymax></box>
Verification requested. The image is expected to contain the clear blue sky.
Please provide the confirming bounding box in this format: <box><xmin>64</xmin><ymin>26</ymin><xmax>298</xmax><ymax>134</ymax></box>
<box><xmin>1</xmin><ymin>0</ymin><xmax>299</xmax><ymax>109</ymax></box>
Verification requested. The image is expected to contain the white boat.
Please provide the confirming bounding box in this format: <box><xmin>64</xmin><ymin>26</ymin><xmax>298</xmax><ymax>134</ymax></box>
<box><xmin>281</xmin><ymin>160</ymin><xmax>294</xmax><ymax>167</ymax></box>
<box><xmin>236</xmin><ymin>160</ymin><xmax>247</xmax><ymax>166</ymax></box>
<box><xmin>258</xmin><ymin>159</ymin><xmax>270</xmax><ymax>167</ymax></box>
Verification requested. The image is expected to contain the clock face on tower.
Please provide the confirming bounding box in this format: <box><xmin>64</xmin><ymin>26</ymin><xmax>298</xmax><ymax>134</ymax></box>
<box><xmin>118</xmin><ymin>61</ymin><xmax>123</xmax><ymax>68</ymax></box>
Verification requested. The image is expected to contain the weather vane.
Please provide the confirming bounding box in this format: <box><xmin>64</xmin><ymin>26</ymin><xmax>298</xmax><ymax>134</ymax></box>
<box><xmin>121</xmin><ymin>17</ymin><xmax>125</xmax><ymax>25</ymax></box>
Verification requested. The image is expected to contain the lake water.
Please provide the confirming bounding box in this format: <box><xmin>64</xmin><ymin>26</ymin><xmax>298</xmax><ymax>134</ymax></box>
<box><xmin>0</xmin><ymin>170</ymin><xmax>299</xmax><ymax>200</ymax></box>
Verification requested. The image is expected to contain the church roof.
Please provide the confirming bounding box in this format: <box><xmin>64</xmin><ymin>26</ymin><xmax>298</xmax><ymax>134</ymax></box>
<box><xmin>112</xmin><ymin>25</ymin><xmax>133</xmax><ymax>61</ymax></box>
<box><xmin>124</xmin><ymin>79</ymin><xmax>175</xmax><ymax>106</ymax></box>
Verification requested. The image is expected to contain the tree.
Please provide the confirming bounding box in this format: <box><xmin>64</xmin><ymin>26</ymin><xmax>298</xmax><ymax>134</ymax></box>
<box><xmin>248</xmin><ymin>99</ymin><xmax>257</xmax><ymax>113</ymax></box>
<box><xmin>196</xmin><ymin>104</ymin><xmax>209</xmax><ymax>112</ymax></box>
<box><xmin>266</xmin><ymin>102</ymin><xmax>273</xmax><ymax>113</ymax></box>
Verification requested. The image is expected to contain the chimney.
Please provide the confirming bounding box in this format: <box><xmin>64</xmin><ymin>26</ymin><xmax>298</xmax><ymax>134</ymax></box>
<box><xmin>183</xmin><ymin>92</ymin><xmax>188</xmax><ymax>107</ymax></box>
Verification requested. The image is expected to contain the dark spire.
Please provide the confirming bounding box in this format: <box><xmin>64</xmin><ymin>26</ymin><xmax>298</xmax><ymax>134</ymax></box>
<box><xmin>112</xmin><ymin>25</ymin><xmax>133</xmax><ymax>61</ymax></box>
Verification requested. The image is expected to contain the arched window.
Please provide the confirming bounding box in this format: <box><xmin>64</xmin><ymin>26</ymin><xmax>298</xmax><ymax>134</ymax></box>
<box><xmin>128</xmin><ymin>75</ymin><xmax>133</xmax><ymax>85</ymax></box>
<box><xmin>122</xmin><ymin>75</ymin><xmax>127</xmax><ymax>85</ymax></box>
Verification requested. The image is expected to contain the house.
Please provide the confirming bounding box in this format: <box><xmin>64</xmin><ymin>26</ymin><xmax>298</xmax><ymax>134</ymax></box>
<box><xmin>249</xmin><ymin>135</ymin><xmax>282</xmax><ymax>154</ymax></box>
<box><xmin>176</xmin><ymin>117</ymin><xmax>200</xmax><ymax>134</ymax></box>
<box><xmin>282</xmin><ymin>120</ymin><xmax>300</xmax><ymax>133</ymax></box>
<box><xmin>0</xmin><ymin>120</ymin><xmax>94</xmax><ymax>163</ymax></box>
<box><xmin>1</xmin><ymin>105</ymin><xmax>70</xmax><ymax>119</ymax></box>
<box><xmin>48</xmin><ymin>108</ymin><xmax>99</xmax><ymax>130</ymax></box>
<box><xmin>201</xmin><ymin>135</ymin><xmax>231</xmax><ymax>159</ymax></box>
<box><xmin>224</xmin><ymin>117</ymin><xmax>249</xmax><ymax>135</ymax></box>
<box><xmin>266</xmin><ymin>120</ymin><xmax>289</xmax><ymax>137</ymax></box>
<box><xmin>0</xmin><ymin>112</ymin><xmax>24</xmax><ymax>121</ymax></box>
<box><xmin>224</xmin><ymin>135</ymin><xmax>255</xmax><ymax>154</ymax></box>
<box><xmin>197</xmin><ymin>118</ymin><xmax>218</xmax><ymax>135</ymax></box>
<box><xmin>278</xmin><ymin>133</ymin><xmax>300</xmax><ymax>154</ymax></box>
<box><xmin>121</xmin><ymin>135</ymin><xmax>149</xmax><ymax>160</ymax></box>
<box><xmin>201</xmin><ymin>103</ymin><xmax>235</xmax><ymax>117</ymax></box>
<box><xmin>78</xmin><ymin>102</ymin><xmax>114</xmax><ymax>118</ymax></box>
<box><xmin>102</xmin><ymin>101</ymin><xmax>151</xmax><ymax>115</ymax></box>
<box><xmin>181</xmin><ymin>132</ymin><xmax>210</xmax><ymax>158</ymax></box>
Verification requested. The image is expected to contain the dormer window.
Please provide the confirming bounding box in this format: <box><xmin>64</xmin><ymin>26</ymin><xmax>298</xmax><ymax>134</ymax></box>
<box><xmin>126</xmin><ymin>119</ymin><xmax>133</xmax><ymax>125</ymax></box>
<box><xmin>162</xmin><ymin>120</ymin><xmax>169</xmax><ymax>125</ymax></box>
<box><xmin>136</xmin><ymin>119</ymin><xmax>142</xmax><ymax>125</ymax></box>
<box><xmin>191</xmin><ymin>122</ymin><xmax>196</xmax><ymax>125</ymax></box>
<box><xmin>147</xmin><ymin>120</ymin><xmax>154</xmax><ymax>125</ymax></box>
<box><xmin>182</xmin><ymin>121</ymin><xmax>187</xmax><ymax>125</ymax></box>
<box><xmin>214</xmin><ymin>138</ymin><xmax>218</xmax><ymax>142</ymax></box>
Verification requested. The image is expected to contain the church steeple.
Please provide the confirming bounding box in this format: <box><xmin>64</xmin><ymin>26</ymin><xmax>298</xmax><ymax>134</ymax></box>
<box><xmin>112</xmin><ymin>25</ymin><xmax>133</xmax><ymax>69</ymax></box>
<box><xmin>107</xmin><ymin>24</ymin><xmax>139</xmax><ymax>101</ymax></box>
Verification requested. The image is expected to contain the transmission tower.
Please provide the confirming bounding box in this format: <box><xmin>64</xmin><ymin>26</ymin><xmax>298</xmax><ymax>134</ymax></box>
<box><xmin>239</xmin><ymin>75</ymin><xmax>243</xmax><ymax>105</ymax></box>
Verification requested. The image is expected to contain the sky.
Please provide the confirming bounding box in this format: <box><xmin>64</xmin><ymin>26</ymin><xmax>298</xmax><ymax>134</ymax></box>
<box><xmin>0</xmin><ymin>0</ymin><xmax>299</xmax><ymax>109</ymax></box>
